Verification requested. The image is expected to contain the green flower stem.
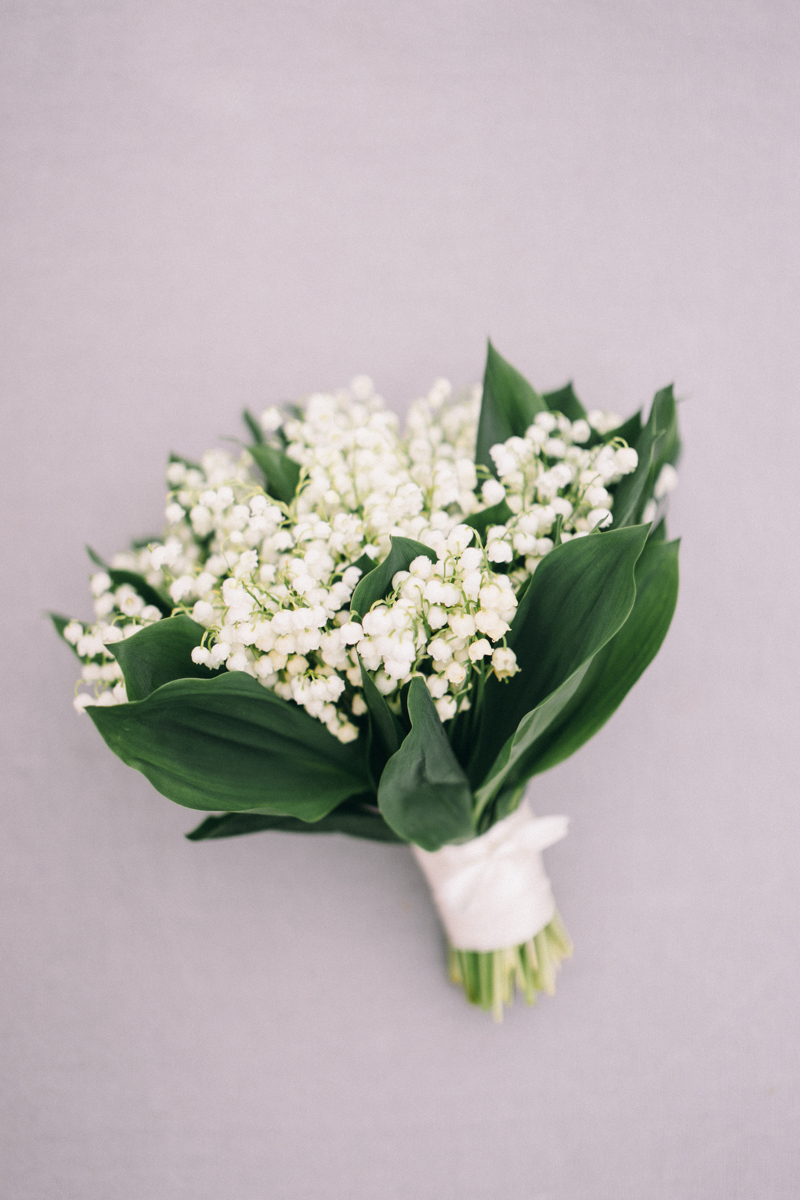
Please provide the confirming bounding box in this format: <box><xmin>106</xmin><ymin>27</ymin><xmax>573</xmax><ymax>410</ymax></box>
<box><xmin>447</xmin><ymin>910</ymin><xmax>572</xmax><ymax>1022</ymax></box>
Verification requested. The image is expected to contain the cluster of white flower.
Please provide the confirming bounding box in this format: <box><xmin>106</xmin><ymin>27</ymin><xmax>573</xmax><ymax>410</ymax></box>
<box><xmin>68</xmin><ymin>376</ymin><xmax>669</xmax><ymax>740</ymax></box>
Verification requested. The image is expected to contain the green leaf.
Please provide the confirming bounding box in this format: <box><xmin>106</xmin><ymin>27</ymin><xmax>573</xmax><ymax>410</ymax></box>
<box><xmin>242</xmin><ymin>408</ymin><xmax>264</xmax><ymax>444</ymax></box>
<box><xmin>87</xmin><ymin>672</ymin><xmax>370</xmax><ymax>818</ymax></box>
<box><xmin>186</xmin><ymin>800</ymin><xmax>404</xmax><ymax>844</ymax></box>
<box><xmin>475</xmin><ymin>341</ymin><xmax>546</xmax><ymax>474</ymax></box>
<box><xmin>586</xmin><ymin>410</ymin><xmax>643</xmax><ymax>449</ymax></box>
<box><xmin>607</xmin><ymin>410</ymin><xmax>643</xmax><ymax>446</ymax></box>
<box><xmin>378</xmin><ymin>677</ymin><xmax>474</xmax><ymax>850</ymax></box>
<box><xmin>350</xmin><ymin>536</ymin><xmax>437</xmax><ymax>619</ymax></box>
<box><xmin>543</xmin><ymin>381</ymin><xmax>587</xmax><ymax>421</ymax></box>
<box><xmin>106</xmin><ymin>570</ymin><xmax>173</xmax><ymax>617</ymax></box>
<box><xmin>249</xmin><ymin>442</ymin><xmax>301</xmax><ymax>505</ymax></box>
<box><xmin>109</xmin><ymin>615</ymin><xmax>221</xmax><ymax>702</ymax></box>
<box><xmin>524</xmin><ymin>538</ymin><xmax>680</xmax><ymax>776</ymax></box>
<box><xmin>467</xmin><ymin>524</ymin><xmax>649</xmax><ymax>786</ymax></box>
<box><xmin>49</xmin><ymin>612</ymin><xmax>80</xmax><ymax>657</ymax></box>
<box><xmin>472</xmin><ymin>662</ymin><xmax>593</xmax><ymax>820</ymax></box>
<box><xmin>613</xmin><ymin>386</ymin><xmax>678</xmax><ymax>528</ymax></box>
<box><xmin>649</xmin><ymin>518</ymin><xmax>667</xmax><ymax>543</ymax></box>
<box><xmin>359</xmin><ymin>658</ymin><xmax>403</xmax><ymax>760</ymax></box>
<box><xmin>463</xmin><ymin>500</ymin><xmax>513</xmax><ymax>539</ymax></box>
<box><xmin>86</xmin><ymin>545</ymin><xmax>108</xmax><ymax>568</ymax></box>
<box><xmin>169</xmin><ymin>452</ymin><xmax>201</xmax><ymax>470</ymax></box>
<box><xmin>346</xmin><ymin>551</ymin><xmax>377</xmax><ymax>578</ymax></box>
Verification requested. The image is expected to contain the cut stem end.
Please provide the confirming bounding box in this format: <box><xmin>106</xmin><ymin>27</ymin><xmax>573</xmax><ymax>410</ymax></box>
<box><xmin>447</xmin><ymin>910</ymin><xmax>573</xmax><ymax>1022</ymax></box>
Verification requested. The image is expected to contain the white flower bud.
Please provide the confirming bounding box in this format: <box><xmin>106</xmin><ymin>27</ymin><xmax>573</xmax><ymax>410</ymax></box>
<box><xmin>260</xmin><ymin>406</ymin><xmax>283</xmax><ymax>432</ymax></box>
<box><xmin>654</xmin><ymin>463</ymin><xmax>678</xmax><ymax>499</ymax></box>
<box><xmin>615</xmin><ymin>447</ymin><xmax>639</xmax><ymax>474</ymax></box>
<box><xmin>350</xmin><ymin>375</ymin><xmax>374</xmax><ymax>400</ymax></box>
<box><xmin>428</xmin><ymin>638</ymin><xmax>453</xmax><ymax>663</ymax></box>
<box><xmin>362</xmin><ymin>607</ymin><xmax>393</xmax><ymax>637</ymax></box>
<box><xmin>435</xmin><ymin>696</ymin><xmax>457</xmax><ymax>721</ymax></box>
<box><xmin>190</xmin><ymin>505</ymin><xmax>213</xmax><ymax>536</ymax></box>
<box><xmin>409</xmin><ymin>555</ymin><xmax>434</xmax><ymax>579</ymax></box>
<box><xmin>571</xmin><ymin>419</ymin><xmax>591</xmax><ymax>443</ymax></box>
<box><xmin>587</xmin><ymin>410</ymin><xmax>621</xmax><ymax>434</ymax></box>
<box><xmin>491</xmin><ymin>647</ymin><xmax>519</xmax><ymax>680</ymax></box>
<box><xmin>427</xmin><ymin>606</ymin><xmax>448</xmax><ymax>630</ymax></box>
<box><xmin>426</xmin><ymin>674</ymin><xmax>450</xmax><ymax>699</ymax></box>
<box><xmin>209</xmin><ymin>642</ymin><xmax>230</xmax><ymax>666</ymax></box>
<box><xmin>444</xmin><ymin>661</ymin><xmax>467</xmax><ymax>686</ymax></box>
<box><xmin>169</xmin><ymin>575</ymin><xmax>195</xmax><ymax>602</ymax></box>
<box><xmin>534</xmin><ymin>411</ymin><xmax>557</xmax><ymax>432</ymax></box>
<box><xmin>90</xmin><ymin>572</ymin><xmax>112</xmax><ymax>597</ymax></box>
<box><xmin>191</xmin><ymin>646</ymin><xmax>211</xmax><ymax>666</ymax></box>
<box><xmin>468</xmin><ymin>638</ymin><xmax>492</xmax><ymax>662</ymax></box>
<box><xmin>192</xmin><ymin>600</ymin><xmax>215</xmax><ymax>626</ymax></box>
<box><xmin>487</xmin><ymin>540</ymin><xmax>513</xmax><ymax>563</ymax></box>
<box><xmin>93</xmin><ymin>593</ymin><xmax>116</xmax><ymax>618</ymax></box>
<box><xmin>446</xmin><ymin>524</ymin><xmax>474</xmax><ymax>553</ymax></box>
<box><xmin>475</xmin><ymin>610</ymin><xmax>509</xmax><ymax>641</ymax></box>
<box><xmin>481</xmin><ymin>479</ymin><xmax>506</xmax><ymax>506</ymax></box>
<box><xmin>227</xmin><ymin>651</ymin><xmax>251</xmax><ymax>673</ymax></box>
<box><xmin>166</xmin><ymin>461</ymin><xmax>187</xmax><ymax>486</ymax></box>
<box><xmin>449</xmin><ymin>613</ymin><xmax>476</xmax><ymax>638</ymax></box>
<box><xmin>373</xmin><ymin>671</ymin><xmax>395</xmax><ymax>696</ymax></box>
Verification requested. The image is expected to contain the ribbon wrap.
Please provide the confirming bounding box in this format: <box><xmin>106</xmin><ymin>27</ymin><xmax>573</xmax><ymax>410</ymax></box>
<box><xmin>411</xmin><ymin>801</ymin><xmax>568</xmax><ymax>952</ymax></box>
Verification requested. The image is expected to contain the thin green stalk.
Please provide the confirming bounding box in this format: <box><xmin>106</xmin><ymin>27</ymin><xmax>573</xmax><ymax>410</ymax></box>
<box><xmin>447</xmin><ymin>911</ymin><xmax>572</xmax><ymax>1022</ymax></box>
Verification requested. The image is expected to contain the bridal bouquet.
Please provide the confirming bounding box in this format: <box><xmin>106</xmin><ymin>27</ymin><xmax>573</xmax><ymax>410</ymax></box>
<box><xmin>53</xmin><ymin>343</ymin><xmax>680</xmax><ymax>1019</ymax></box>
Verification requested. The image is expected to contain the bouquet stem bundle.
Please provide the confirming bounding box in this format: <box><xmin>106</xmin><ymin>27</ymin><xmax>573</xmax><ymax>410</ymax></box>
<box><xmin>52</xmin><ymin>341</ymin><xmax>680</xmax><ymax>1018</ymax></box>
<box><xmin>449</xmin><ymin>912</ymin><xmax>573</xmax><ymax>1021</ymax></box>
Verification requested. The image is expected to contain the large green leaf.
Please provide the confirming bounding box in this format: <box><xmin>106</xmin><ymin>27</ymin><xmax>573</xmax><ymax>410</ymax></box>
<box><xmin>186</xmin><ymin>799</ymin><xmax>404</xmax><ymax>844</ymax></box>
<box><xmin>378</xmin><ymin>677</ymin><xmax>475</xmax><ymax>850</ymax></box>
<box><xmin>109</xmin><ymin>615</ymin><xmax>221</xmax><ymax>701</ymax></box>
<box><xmin>522</xmin><ymin>537</ymin><xmax>680</xmax><ymax>776</ymax></box>
<box><xmin>88</xmin><ymin>672</ymin><xmax>370</xmax><ymax>818</ymax></box>
<box><xmin>350</xmin><ymin>536</ymin><xmax>437</xmax><ymax>619</ymax></box>
<box><xmin>249</xmin><ymin>442</ymin><xmax>301</xmax><ymax>505</ymax></box>
<box><xmin>471</xmin><ymin>660</ymin><xmax>593</xmax><ymax>821</ymax></box>
<box><xmin>475</xmin><ymin>342</ymin><xmax>546</xmax><ymax>474</ymax></box>
<box><xmin>467</xmin><ymin>525</ymin><xmax>649</xmax><ymax>786</ymax></box>
<box><xmin>613</xmin><ymin>386</ymin><xmax>678</xmax><ymax>527</ymax></box>
<box><xmin>543</xmin><ymin>382</ymin><xmax>587</xmax><ymax>421</ymax></box>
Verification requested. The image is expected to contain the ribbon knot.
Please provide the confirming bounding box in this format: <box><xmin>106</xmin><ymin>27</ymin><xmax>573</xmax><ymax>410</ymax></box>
<box><xmin>412</xmin><ymin>802</ymin><xmax>568</xmax><ymax>952</ymax></box>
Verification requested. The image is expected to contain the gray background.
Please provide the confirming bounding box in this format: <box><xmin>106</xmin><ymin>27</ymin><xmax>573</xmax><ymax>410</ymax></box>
<box><xmin>2</xmin><ymin>2</ymin><xmax>798</xmax><ymax>1197</ymax></box>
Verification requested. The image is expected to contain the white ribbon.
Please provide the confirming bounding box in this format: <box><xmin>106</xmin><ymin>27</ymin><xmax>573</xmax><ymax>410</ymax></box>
<box><xmin>411</xmin><ymin>801</ymin><xmax>568</xmax><ymax>952</ymax></box>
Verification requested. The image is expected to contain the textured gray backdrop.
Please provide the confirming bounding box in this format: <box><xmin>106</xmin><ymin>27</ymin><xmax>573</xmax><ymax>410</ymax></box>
<box><xmin>2</xmin><ymin>3</ymin><xmax>798</xmax><ymax>1198</ymax></box>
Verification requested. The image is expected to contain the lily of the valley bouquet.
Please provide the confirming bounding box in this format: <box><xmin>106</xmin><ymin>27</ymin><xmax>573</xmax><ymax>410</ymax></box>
<box><xmin>54</xmin><ymin>343</ymin><xmax>680</xmax><ymax>1019</ymax></box>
